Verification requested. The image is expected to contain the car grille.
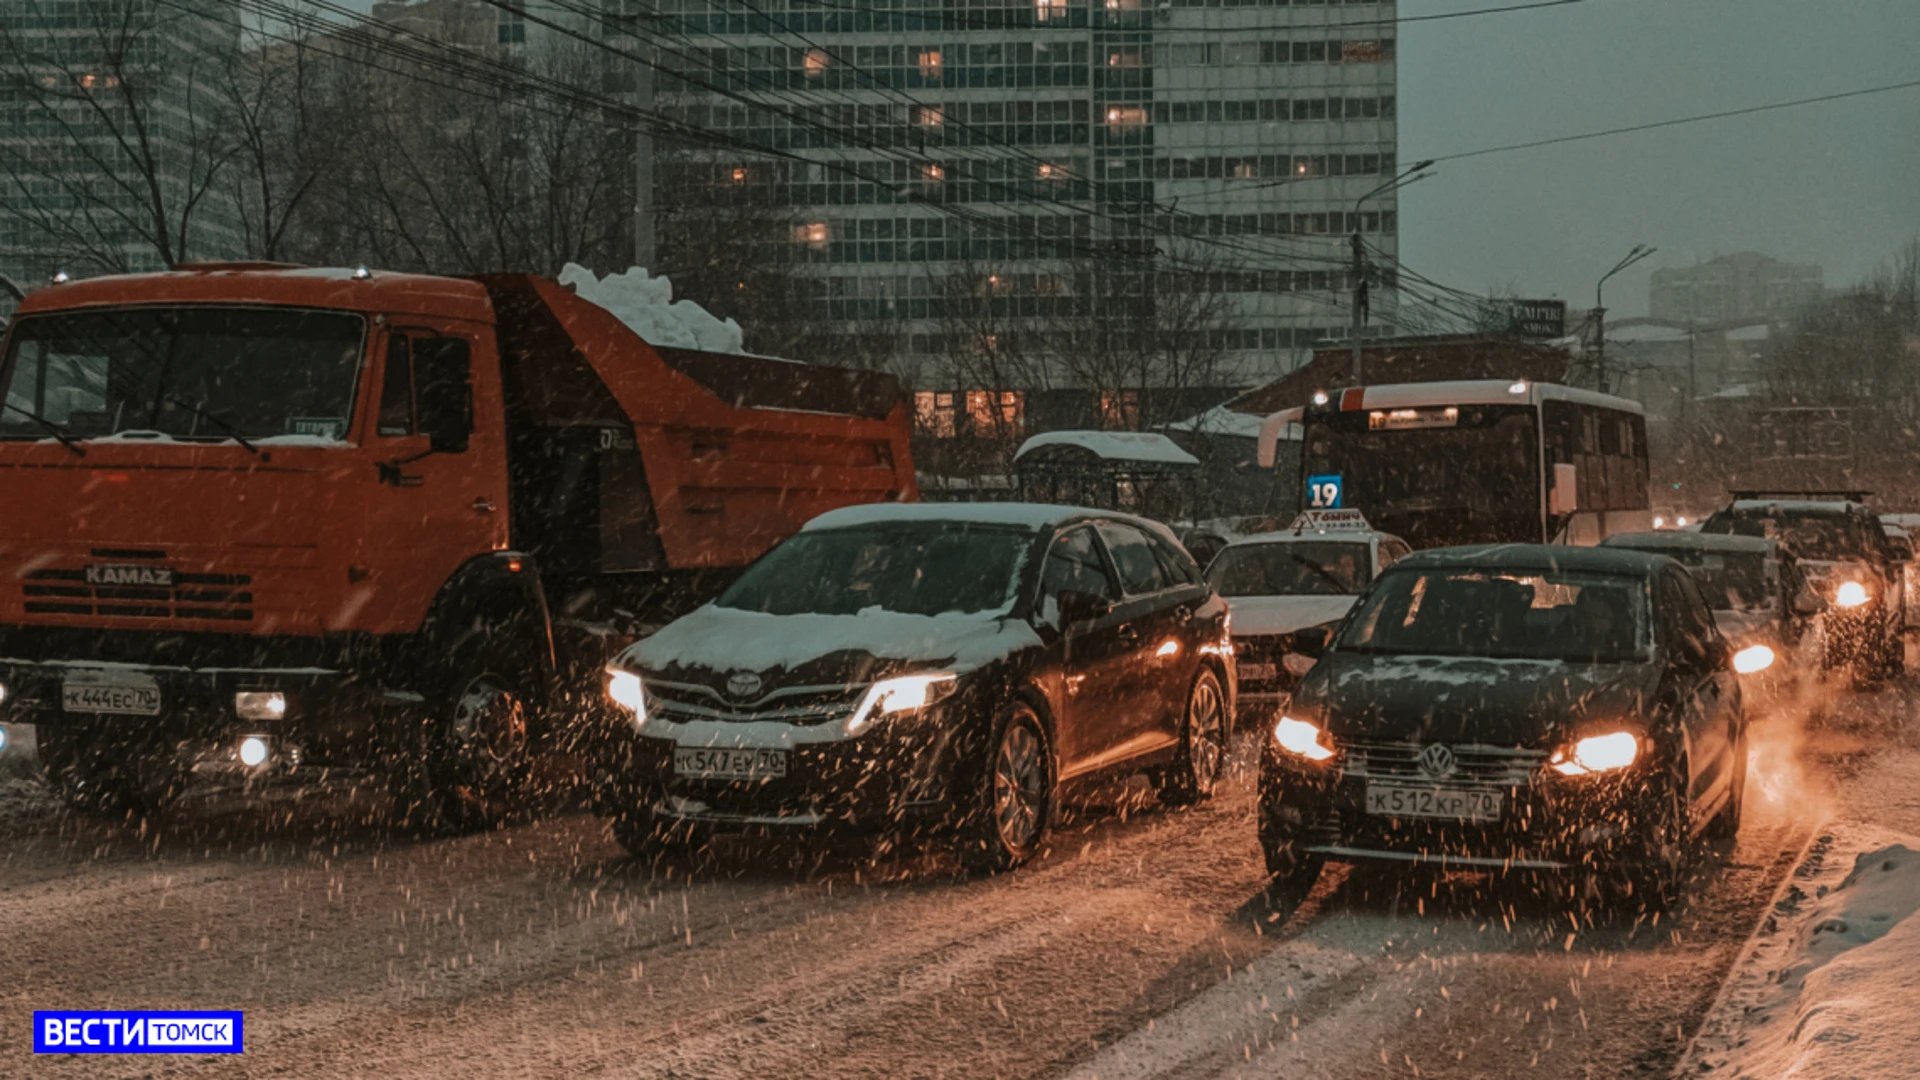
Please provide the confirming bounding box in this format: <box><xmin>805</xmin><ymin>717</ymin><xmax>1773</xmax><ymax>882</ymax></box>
<box><xmin>20</xmin><ymin>567</ymin><xmax>254</xmax><ymax>622</ymax></box>
<box><xmin>647</xmin><ymin>679</ymin><xmax>866</xmax><ymax>728</ymax></box>
<box><xmin>1340</xmin><ymin>740</ymin><xmax>1546</xmax><ymax>788</ymax></box>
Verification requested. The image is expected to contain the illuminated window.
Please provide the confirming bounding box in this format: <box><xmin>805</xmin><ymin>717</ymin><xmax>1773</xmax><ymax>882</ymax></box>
<box><xmin>730</xmin><ymin>166</ymin><xmax>748</xmax><ymax>183</ymax></box>
<box><xmin>1099</xmin><ymin>391</ymin><xmax>1141</xmax><ymax>431</ymax></box>
<box><xmin>914</xmin><ymin>105</ymin><xmax>945</xmax><ymax>127</ymax></box>
<box><xmin>917</xmin><ymin>49</ymin><xmax>942</xmax><ymax>77</ymax></box>
<box><xmin>922</xmin><ymin>164</ymin><xmax>945</xmax><ymax>182</ymax></box>
<box><xmin>1036</xmin><ymin>0</ymin><xmax>1068</xmax><ymax>21</ymax></box>
<box><xmin>915</xmin><ymin>391</ymin><xmax>957</xmax><ymax>438</ymax></box>
<box><xmin>804</xmin><ymin>48</ymin><xmax>829</xmax><ymax>77</ymax></box>
<box><xmin>795</xmin><ymin>222</ymin><xmax>829</xmax><ymax>248</ymax></box>
<box><xmin>1036</xmin><ymin>163</ymin><xmax>1063</xmax><ymax>180</ymax></box>
<box><xmin>1105</xmin><ymin>106</ymin><xmax>1148</xmax><ymax>126</ymax></box>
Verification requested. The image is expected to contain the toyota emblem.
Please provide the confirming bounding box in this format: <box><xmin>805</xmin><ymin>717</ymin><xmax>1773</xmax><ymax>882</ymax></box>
<box><xmin>726</xmin><ymin>672</ymin><xmax>763</xmax><ymax>699</ymax></box>
<box><xmin>1418</xmin><ymin>743</ymin><xmax>1456</xmax><ymax>779</ymax></box>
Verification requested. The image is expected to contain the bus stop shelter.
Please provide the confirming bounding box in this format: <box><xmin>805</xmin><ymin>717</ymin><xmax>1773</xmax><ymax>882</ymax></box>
<box><xmin>1014</xmin><ymin>431</ymin><xmax>1200</xmax><ymax>521</ymax></box>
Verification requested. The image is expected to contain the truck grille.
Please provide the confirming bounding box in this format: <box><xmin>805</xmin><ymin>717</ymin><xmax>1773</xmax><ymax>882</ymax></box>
<box><xmin>647</xmin><ymin>679</ymin><xmax>865</xmax><ymax>728</ymax></box>
<box><xmin>1341</xmin><ymin>740</ymin><xmax>1545</xmax><ymax>788</ymax></box>
<box><xmin>20</xmin><ymin>568</ymin><xmax>254</xmax><ymax>622</ymax></box>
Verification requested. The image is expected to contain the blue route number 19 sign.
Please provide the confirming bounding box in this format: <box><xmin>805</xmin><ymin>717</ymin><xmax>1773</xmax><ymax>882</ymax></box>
<box><xmin>1306</xmin><ymin>475</ymin><xmax>1343</xmax><ymax>510</ymax></box>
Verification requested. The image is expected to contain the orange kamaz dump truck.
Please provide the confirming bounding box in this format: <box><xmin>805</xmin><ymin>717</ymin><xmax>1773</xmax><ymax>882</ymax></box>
<box><xmin>0</xmin><ymin>265</ymin><xmax>915</xmax><ymax>824</ymax></box>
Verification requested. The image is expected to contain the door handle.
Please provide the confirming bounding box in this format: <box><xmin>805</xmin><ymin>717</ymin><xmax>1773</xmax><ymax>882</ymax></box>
<box><xmin>471</xmin><ymin>497</ymin><xmax>497</xmax><ymax>514</ymax></box>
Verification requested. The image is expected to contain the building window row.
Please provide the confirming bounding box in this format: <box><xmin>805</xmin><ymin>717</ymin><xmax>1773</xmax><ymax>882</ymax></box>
<box><xmin>914</xmin><ymin>390</ymin><xmax>1028</xmax><ymax>438</ymax></box>
<box><xmin>1158</xmin><ymin>151</ymin><xmax>1396</xmax><ymax>180</ymax></box>
<box><xmin>1162</xmin><ymin>38</ymin><xmax>1393</xmax><ymax>65</ymax></box>
<box><xmin>1158</xmin><ymin>96</ymin><xmax>1393</xmax><ymax>124</ymax></box>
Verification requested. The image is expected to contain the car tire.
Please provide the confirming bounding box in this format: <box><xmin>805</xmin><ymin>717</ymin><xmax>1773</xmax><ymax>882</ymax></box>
<box><xmin>1160</xmin><ymin>669</ymin><xmax>1229</xmax><ymax>806</ymax></box>
<box><xmin>422</xmin><ymin>658</ymin><xmax>534</xmax><ymax>833</ymax></box>
<box><xmin>37</xmin><ymin>722</ymin><xmax>184</xmax><ymax>819</ymax></box>
<box><xmin>958</xmin><ymin>702</ymin><xmax>1054</xmax><ymax>874</ymax></box>
<box><xmin>1258</xmin><ymin>809</ymin><xmax>1325</xmax><ymax>901</ymax></box>
<box><xmin>1621</xmin><ymin>764</ymin><xmax>1691</xmax><ymax>912</ymax></box>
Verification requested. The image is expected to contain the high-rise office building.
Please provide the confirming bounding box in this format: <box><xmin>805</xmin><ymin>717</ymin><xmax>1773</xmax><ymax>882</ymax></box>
<box><xmin>646</xmin><ymin>0</ymin><xmax>1400</xmax><ymax>392</ymax></box>
<box><xmin>0</xmin><ymin>1</ymin><xmax>246</xmax><ymax>284</ymax></box>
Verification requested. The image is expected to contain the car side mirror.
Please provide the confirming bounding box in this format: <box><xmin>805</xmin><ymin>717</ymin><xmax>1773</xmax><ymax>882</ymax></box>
<box><xmin>1293</xmin><ymin>626</ymin><xmax>1331</xmax><ymax>658</ymax></box>
<box><xmin>1792</xmin><ymin>588</ymin><xmax>1827</xmax><ymax>616</ymax></box>
<box><xmin>1054</xmin><ymin>589</ymin><xmax>1112</xmax><ymax>627</ymax></box>
<box><xmin>414</xmin><ymin>337</ymin><xmax>473</xmax><ymax>454</ymax></box>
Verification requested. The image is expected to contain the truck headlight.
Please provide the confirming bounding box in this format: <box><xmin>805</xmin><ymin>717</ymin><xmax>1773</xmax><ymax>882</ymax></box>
<box><xmin>235</xmin><ymin>691</ymin><xmax>286</xmax><ymax>720</ymax></box>
<box><xmin>1273</xmin><ymin>715</ymin><xmax>1335</xmax><ymax>762</ymax></box>
<box><xmin>1550</xmin><ymin>730</ymin><xmax>1640</xmax><ymax>776</ymax></box>
<box><xmin>1834</xmin><ymin>581</ymin><xmax>1871</xmax><ymax>608</ymax></box>
<box><xmin>844</xmin><ymin>673</ymin><xmax>957</xmax><ymax>737</ymax></box>
<box><xmin>607</xmin><ymin>669</ymin><xmax>648</xmax><ymax>728</ymax></box>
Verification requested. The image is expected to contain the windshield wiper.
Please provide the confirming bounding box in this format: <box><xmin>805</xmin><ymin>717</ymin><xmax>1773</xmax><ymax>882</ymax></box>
<box><xmin>1</xmin><ymin>401</ymin><xmax>85</xmax><ymax>456</ymax></box>
<box><xmin>163</xmin><ymin>397</ymin><xmax>262</xmax><ymax>457</ymax></box>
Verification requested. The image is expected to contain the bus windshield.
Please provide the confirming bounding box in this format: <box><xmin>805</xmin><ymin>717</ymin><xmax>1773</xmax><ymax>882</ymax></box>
<box><xmin>1302</xmin><ymin>405</ymin><xmax>1540</xmax><ymax>548</ymax></box>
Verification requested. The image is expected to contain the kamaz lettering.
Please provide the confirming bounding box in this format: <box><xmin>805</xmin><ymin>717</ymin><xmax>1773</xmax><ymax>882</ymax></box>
<box><xmin>84</xmin><ymin>565</ymin><xmax>174</xmax><ymax>587</ymax></box>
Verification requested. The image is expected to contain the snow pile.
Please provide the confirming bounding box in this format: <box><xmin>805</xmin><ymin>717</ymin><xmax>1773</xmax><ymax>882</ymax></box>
<box><xmin>558</xmin><ymin>263</ymin><xmax>746</xmax><ymax>355</ymax></box>
<box><xmin>1710</xmin><ymin>843</ymin><xmax>1920</xmax><ymax>1080</ymax></box>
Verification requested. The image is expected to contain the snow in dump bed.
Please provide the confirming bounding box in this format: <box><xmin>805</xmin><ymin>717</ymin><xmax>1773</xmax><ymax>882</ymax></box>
<box><xmin>802</xmin><ymin>501</ymin><xmax>1091</xmax><ymax>533</ymax></box>
<box><xmin>1014</xmin><ymin>430</ymin><xmax>1200</xmax><ymax>467</ymax></box>
<box><xmin>558</xmin><ymin>263</ymin><xmax>746</xmax><ymax>355</ymax></box>
<box><xmin>627</xmin><ymin>605</ymin><xmax>1043</xmax><ymax>675</ymax></box>
<box><xmin>1704</xmin><ymin>843</ymin><xmax>1920</xmax><ymax>1080</ymax></box>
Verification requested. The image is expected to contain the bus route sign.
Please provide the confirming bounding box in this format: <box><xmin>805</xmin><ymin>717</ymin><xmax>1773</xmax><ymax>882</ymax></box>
<box><xmin>1306</xmin><ymin>474</ymin><xmax>1343</xmax><ymax>509</ymax></box>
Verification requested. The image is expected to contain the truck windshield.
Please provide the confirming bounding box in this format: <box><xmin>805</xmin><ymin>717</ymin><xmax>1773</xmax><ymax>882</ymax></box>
<box><xmin>1208</xmin><ymin>540</ymin><xmax>1371</xmax><ymax>597</ymax></box>
<box><xmin>0</xmin><ymin>306</ymin><xmax>365</xmax><ymax>443</ymax></box>
<box><xmin>1301</xmin><ymin>406</ymin><xmax>1541</xmax><ymax>548</ymax></box>
<box><xmin>1339</xmin><ymin>567</ymin><xmax>1651</xmax><ymax>663</ymax></box>
<box><xmin>717</xmin><ymin>523</ymin><xmax>1033</xmax><ymax>617</ymax></box>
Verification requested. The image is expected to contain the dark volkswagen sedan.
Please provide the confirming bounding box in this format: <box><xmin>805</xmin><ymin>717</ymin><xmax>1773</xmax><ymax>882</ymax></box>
<box><xmin>1259</xmin><ymin>545</ymin><xmax>1747</xmax><ymax>908</ymax></box>
<box><xmin>600</xmin><ymin>503</ymin><xmax>1234</xmax><ymax>872</ymax></box>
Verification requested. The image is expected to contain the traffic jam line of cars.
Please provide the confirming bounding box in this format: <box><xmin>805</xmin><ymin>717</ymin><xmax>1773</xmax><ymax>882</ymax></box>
<box><xmin>583</xmin><ymin>498</ymin><xmax>1875</xmax><ymax>909</ymax></box>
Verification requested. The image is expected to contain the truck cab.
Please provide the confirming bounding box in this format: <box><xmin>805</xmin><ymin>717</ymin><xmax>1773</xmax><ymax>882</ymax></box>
<box><xmin>0</xmin><ymin>265</ymin><xmax>915</xmax><ymax>822</ymax></box>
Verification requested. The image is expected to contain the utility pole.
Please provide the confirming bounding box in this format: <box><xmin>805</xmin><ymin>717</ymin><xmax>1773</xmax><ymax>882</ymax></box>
<box><xmin>1593</xmin><ymin>243</ymin><xmax>1655</xmax><ymax>394</ymax></box>
<box><xmin>1347</xmin><ymin>162</ymin><xmax>1434</xmax><ymax>385</ymax></box>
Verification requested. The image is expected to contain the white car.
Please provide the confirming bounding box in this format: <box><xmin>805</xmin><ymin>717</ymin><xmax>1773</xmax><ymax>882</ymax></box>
<box><xmin>1206</xmin><ymin>510</ymin><xmax>1410</xmax><ymax>722</ymax></box>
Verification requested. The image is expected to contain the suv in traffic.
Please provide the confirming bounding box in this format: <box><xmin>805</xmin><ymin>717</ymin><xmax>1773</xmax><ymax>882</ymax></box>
<box><xmin>1698</xmin><ymin>491</ymin><xmax>1906</xmax><ymax>684</ymax></box>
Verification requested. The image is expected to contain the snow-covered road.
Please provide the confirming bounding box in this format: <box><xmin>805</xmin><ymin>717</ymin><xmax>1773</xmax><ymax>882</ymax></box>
<box><xmin>2</xmin><ymin>681</ymin><xmax>1884</xmax><ymax>1079</ymax></box>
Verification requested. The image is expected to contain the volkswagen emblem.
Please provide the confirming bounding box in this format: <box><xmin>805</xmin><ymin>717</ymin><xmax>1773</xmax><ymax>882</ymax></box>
<box><xmin>1418</xmin><ymin>743</ymin><xmax>1456</xmax><ymax>779</ymax></box>
<box><xmin>725</xmin><ymin>672</ymin><xmax>763</xmax><ymax>700</ymax></box>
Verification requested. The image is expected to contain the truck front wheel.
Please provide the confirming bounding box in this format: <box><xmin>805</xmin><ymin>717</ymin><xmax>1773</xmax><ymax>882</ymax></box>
<box><xmin>415</xmin><ymin>661</ymin><xmax>534</xmax><ymax>832</ymax></box>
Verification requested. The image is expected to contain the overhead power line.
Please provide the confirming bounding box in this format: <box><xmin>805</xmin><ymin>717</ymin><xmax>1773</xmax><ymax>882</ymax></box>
<box><xmin>706</xmin><ymin>0</ymin><xmax>1590</xmax><ymax>36</ymax></box>
<box><xmin>1422</xmin><ymin>77</ymin><xmax>1920</xmax><ymax>164</ymax></box>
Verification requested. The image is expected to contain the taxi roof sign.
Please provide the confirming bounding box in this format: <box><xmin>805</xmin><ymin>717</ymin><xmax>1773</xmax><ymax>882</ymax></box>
<box><xmin>1288</xmin><ymin>508</ymin><xmax>1372</xmax><ymax>533</ymax></box>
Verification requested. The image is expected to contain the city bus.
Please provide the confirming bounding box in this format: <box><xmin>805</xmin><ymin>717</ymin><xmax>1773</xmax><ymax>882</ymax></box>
<box><xmin>1257</xmin><ymin>380</ymin><xmax>1651</xmax><ymax>549</ymax></box>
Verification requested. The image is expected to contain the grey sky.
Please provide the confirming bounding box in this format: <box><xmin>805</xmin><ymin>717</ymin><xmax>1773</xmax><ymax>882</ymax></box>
<box><xmin>1398</xmin><ymin>0</ymin><xmax>1920</xmax><ymax>316</ymax></box>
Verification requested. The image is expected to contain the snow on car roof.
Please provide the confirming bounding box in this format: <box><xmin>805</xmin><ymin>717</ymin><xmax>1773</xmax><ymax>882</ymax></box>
<box><xmin>802</xmin><ymin>501</ymin><xmax>1099</xmax><ymax>533</ymax></box>
<box><xmin>1603</xmin><ymin>531</ymin><xmax>1775</xmax><ymax>555</ymax></box>
<box><xmin>1393</xmin><ymin>543</ymin><xmax>1673</xmax><ymax>576</ymax></box>
<box><xmin>1225</xmin><ymin>530</ymin><xmax>1380</xmax><ymax>549</ymax></box>
<box><xmin>1013</xmin><ymin>430</ymin><xmax>1201</xmax><ymax>467</ymax></box>
<box><xmin>1729</xmin><ymin>499</ymin><xmax>1864</xmax><ymax>515</ymax></box>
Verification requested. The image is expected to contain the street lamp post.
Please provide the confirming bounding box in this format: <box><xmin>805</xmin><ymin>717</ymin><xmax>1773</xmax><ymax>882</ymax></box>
<box><xmin>1348</xmin><ymin>162</ymin><xmax>1434</xmax><ymax>385</ymax></box>
<box><xmin>1592</xmin><ymin>244</ymin><xmax>1655</xmax><ymax>394</ymax></box>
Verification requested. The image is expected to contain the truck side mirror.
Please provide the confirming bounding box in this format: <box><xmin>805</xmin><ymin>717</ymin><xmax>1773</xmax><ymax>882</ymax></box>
<box><xmin>415</xmin><ymin>338</ymin><xmax>472</xmax><ymax>454</ymax></box>
<box><xmin>1792</xmin><ymin>588</ymin><xmax>1827</xmax><ymax>616</ymax></box>
<box><xmin>1550</xmin><ymin>462</ymin><xmax>1578</xmax><ymax>515</ymax></box>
